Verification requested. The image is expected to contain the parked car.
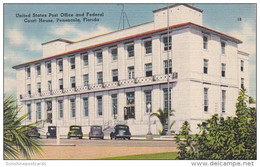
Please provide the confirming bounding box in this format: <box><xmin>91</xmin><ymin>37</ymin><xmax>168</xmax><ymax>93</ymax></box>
<box><xmin>46</xmin><ymin>126</ymin><xmax>56</xmax><ymax>139</ymax></box>
<box><xmin>110</xmin><ymin>124</ymin><xmax>131</xmax><ymax>140</ymax></box>
<box><xmin>27</xmin><ymin>127</ymin><xmax>41</xmax><ymax>138</ymax></box>
<box><xmin>67</xmin><ymin>125</ymin><xmax>83</xmax><ymax>139</ymax></box>
<box><xmin>89</xmin><ymin>125</ymin><xmax>104</xmax><ymax>140</ymax></box>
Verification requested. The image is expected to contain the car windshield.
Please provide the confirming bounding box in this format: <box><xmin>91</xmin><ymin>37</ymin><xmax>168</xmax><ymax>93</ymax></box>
<box><xmin>71</xmin><ymin>126</ymin><xmax>81</xmax><ymax>130</ymax></box>
<box><xmin>116</xmin><ymin>126</ymin><xmax>128</xmax><ymax>129</ymax></box>
<box><xmin>92</xmin><ymin>126</ymin><xmax>101</xmax><ymax>130</ymax></box>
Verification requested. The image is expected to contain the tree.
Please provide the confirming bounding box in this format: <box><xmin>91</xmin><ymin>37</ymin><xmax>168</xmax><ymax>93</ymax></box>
<box><xmin>249</xmin><ymin>96</ymin><xmax>255</xmax><ymax>104</ymax></box>
<box><xmin>151</xmin><ymin>108</ymin><xmax>175</xmax><ymax>135</ymax></box>
<box><xmin>4</xmin><ymin>95</ymin><xmax>43</xmax><ymax>159</ymax></box>
<box><xmin>175</xmin><ymin>89</ymin><xmax>256</xmax><ymax>160</ymax></box>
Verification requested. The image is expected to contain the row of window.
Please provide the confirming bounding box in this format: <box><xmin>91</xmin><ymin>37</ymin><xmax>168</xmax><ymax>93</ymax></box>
<box><xmin>203</xmin><ymin>35</ymin><xmax>226</xmax><ymax>54</ymax></box>
<box><xmin>203</xmin><ymin>88</ymin><xmax>226</xmax><ymax>112</ymax></box>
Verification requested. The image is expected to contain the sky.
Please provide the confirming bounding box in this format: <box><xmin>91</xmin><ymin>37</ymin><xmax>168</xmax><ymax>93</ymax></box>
<box><xmin>3</xmin><ymin>3</ymin><xmax>256</xmax><ymax>99</ymax></box>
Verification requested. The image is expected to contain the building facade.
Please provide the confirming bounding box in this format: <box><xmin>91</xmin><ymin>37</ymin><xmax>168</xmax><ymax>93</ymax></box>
<box><xmin>13</xmin><ymin>4</ymin><xmax>249</xmax><ymax>135</ymax></box>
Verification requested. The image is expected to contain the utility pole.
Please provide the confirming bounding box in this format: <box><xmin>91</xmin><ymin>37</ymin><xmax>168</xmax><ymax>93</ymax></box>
<box><xmin>118</xmin><ymin>4</ymin><xmax>131</xmax><ymax>30</ymax></box>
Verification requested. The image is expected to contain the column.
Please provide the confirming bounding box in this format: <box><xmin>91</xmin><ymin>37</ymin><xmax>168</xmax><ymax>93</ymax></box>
<box><xmin>134</xmin><ymin>39</ymin><xmax>143</xmax><ymax>77</ymax></box>
<box><xmin>152</xmin><ymin>35</ymin><xmax>161</xmax><ymax>75</ymax></box>
<box><xmin>88</xmin><ymin>51</ymin><xmax>95</xmax><ymax>84</ymax></box>
<box><xmin>118</xmin><ymin>43</ymin><xmax>126</xmax><ymax>80</ymax></box>
<box><xmin>89</xmin><ymin>93</ymin><xmax>95</xmax><ymax>125</ymax></box>
<box><xmin>135</xmin><ymin>87</ymin><xmax>142</xmax><ymax>122</ymax></box>
<box><xmin>118</xmin><ymin>89</ymin><xmax>125</xmax><ymax>121</ymax></box>
<box><xmin>103</xmin><ymin>47</ymin><xmax>110</xmax><ymax>82</ymax></box>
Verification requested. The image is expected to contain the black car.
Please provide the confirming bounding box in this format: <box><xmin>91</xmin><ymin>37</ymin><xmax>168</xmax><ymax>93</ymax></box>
<box><xmin>89</xmin><ymin>125</ymin><xmax>104</xmax><ymax>140</ymax></box>
<box><xmin>46</xmin><ymin>126</ymin><xmax>56</xmax><ymax>139</ymax></box>
<box><xmin>67</xmin><ymin>125</ymin><xmax>83</xmax><ymax>139</ymax></box>
<box><xmin>27</xmin><ymin>127</ymin><xmax>41</xmax><ymax>138</ymax></box>
<box><xmin>110</xmin><ymin>124</ymin><xmax>131</xmax><ymax>140</ymax></box>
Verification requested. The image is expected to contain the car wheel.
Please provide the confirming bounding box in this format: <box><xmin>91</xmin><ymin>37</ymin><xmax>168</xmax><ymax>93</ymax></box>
<box><xmin>128</xmin><ymin>137</ymin><xmax>131</xmax><ymax>140</ymax></box>
<box><xmin>79</xmin><ymin>136</ymin><xmax>82</xmax><ymax>139</ymax></box>
<box><xmin>67</xmin><ymin>136</ymin><xmax>70</xmax><ymax>139</ymax></box>
<box><xmin>101</xmin><ymin>137</ymin><xmax>104</xmax><ymax>140</ymax></box>
<box><xmin>47</xmin><ymin>136</ymin><xmax>48</xmax><ymax>139</ymax></box>
<box><xmin>89</xmin><ymin>137</ymin><xmax>91</xmax><ymax>140</ymax></box>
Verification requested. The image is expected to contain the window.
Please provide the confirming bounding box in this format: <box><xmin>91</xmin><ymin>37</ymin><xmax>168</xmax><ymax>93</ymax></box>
<box><xmin>97</xmin><ymin>96</ymin><xmax>102</xmax><ymax>116</ymax></box>
<box><xmin>83</xmin><ymin>98</ymin><xmax>88</xmax><ymax>117</ymax></box>
<box><xmin>163</xmin><ymin>88</ymin><xmax>172</xmax><ymax>111</ymax></box>
<box><xmin>145</xmin><ymin>90</ymin><xmax>152</xmax><ymax>113</ymax></box>
<box><xmin>26</xmin><ymin>66</ymin><xmax>31</xmax><ymax>78</ymax></box>
<box><xmin>57</xmin><ymin>59</ymin><xmax>63</xmax><ymax>72</ymax></box>
<box><xmin>82</xmin><ymin>53</ymin><xmax>88</xmax><ymax>66</ymax></box>
<box><xmin>241</xmin><ymin>60</ymin><xmax>244</xmax><ymax>72</ymax></box>
<box><xmin>59</xmin><ymin>79</ymin><xmax>63</xmax><ymax>90</ymax></box>
<box><xmin>70</xmin><ymin>76</ymin><xmax>76</xmax><ymax>88</ymax></box>
<box><xmin>48</xmin><ymin>80</ymin><xmax>52</xmax><ymax>91</ymax></box>
<box><xmin>37</xmin><ymin>82</ymin><xmax>41</xmax><ymax>93</ymax></box>
<box><xmin>47</xmin><ymin>101</ymin><xmax>52</xmax><ymax>111</ymax></box>
<box><xmin>128</xmin><ymin>66</ymin><xmax>135</xmax><ymax>79</ymax></box>
<box><xmin>222</xmin><ymin>90</ymin><xmax>226</xmax><ymax>113</ymax></box>
<box><xmin>70</xmin><ymin>56</ymin><xmax>75</xmax><ymax>69</ymax></box>
<box><xmin>70</xmin><ymin>99</ymin><xmax>76</xmax><ymax>118</ymax></box>
<box><xmin>163</xmin><ymin>36</ymin><xmax>172</xmax><ymax>51</ymax></box>
<box><xmin>96</xmin><ymin>51</ymin><xmax>103</xmax><ymax>64</ymax></box>
<box><xmin>164</xmin><ymin>60</ymin><xmax>172</xmax><ymax>74</ymax></box>
<box><xmin>111</xmin><ymin>94</ymin><xmax>118</xmax><ymax>115</ymax></box>
<box><xmin>27</xmin><ymin>104</ymin><xmax>31</xmax><ymax>120</ymax></box>
<box><xmin>36</xmin><ymin>64</ymin><xmax>41</xmax><ymax>76</ymax></box>
<box><xmin>46</xmin><ymin>61</ymin><xmax>51</xmax><ymax>74</ymax></box>
<box><xmin>27</xmin><ymin>84</ymin><xmax>31</xmax><ymax>95</ymax></box>
<box><xmin>97</xmin><ymin>72</ymin><xmax>103</xmax><ymax>84</ymax></box>
<box><xmin>203</xmin><ymin>36</ymin><xmax>208</xmax><ymax>49</ymax></box>
<box><xmin>203</xmin><ymin>59</ymin><xmax>208</xmax><ymax>74</ymax></box>
<box><xmin>145</xmin><ymin>63</ymin><xmax>152</xmax><ymax>77</ymax></box>
<box><xmin>241</xmin><ymin>78</ymin><xmax>244</xmax><ymax>89</ymax></box>
<box><xmin>127</xmin><ymin>44</ymin><xmax>134</xmax><ymax>57</ymax></box>
<box><xmin>58</xmin><ymin>100</ymin><xmax>63</xmax><ymax>119</ymax></box>
<box><xmin>111</xmin><ymin>48</ymin><xmax>118</xmax><ymax>61</ymax></box>
<box><xmin>221</xmin><ymin>63</ymin><xmax>226</xmax><ymax>77</ymax></box>
<box><xmin>144</xmin><ymin>40</ymin><xmax>152</xmax><ymax>54</ymax></box>
<box><xmin>36</xmin><ymin>102</ymin><xmax>41</xmax><ymax>120</ymax></box>
<box><xmin>112</xmin><ymin>69</ymin><xmax>118</xmax><ymax>82</ymax></box>
<box><xmin>221</xmin><ymin>42</ymin><xmax>226</xmax><ymax>54</ymax></box>
<box><xmin>204</xmin><ymin>88</ymin><xmax>208</xmax><ymax>112</ymax></box>
<box><xmin>83</xmin><ymin>74</ymin><xmax>89</xmax><ymax>86</ymax></box>
<box><xmin>126</xmin><ymin>92</ymin><xmax>135</xmax><ymax>105</ymax></box>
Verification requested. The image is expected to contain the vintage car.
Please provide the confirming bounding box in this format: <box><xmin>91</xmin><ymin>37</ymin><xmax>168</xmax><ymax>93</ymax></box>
<box><xmin>110</xmin><ymin>124</ymin><xmax>131</xmax><ymax>140</ymax></box>
<box><xmin>27</xmin><ymin>127</ymin><xmax>41</xmax><ymax>138</ymax></box>
<box><xmin>67</xmin><ymin>125</ymin><xmax>83</xmax><ymax>139</ymax></box>
<box><xmin>89</xmin><ymin>125</ymin><xmax>104</xmax><ymax>140</ymax></box>
<box><xmin>46</xmin><ymin>126</ymin><xmax>56</xmax><ymax>139</ymax></box>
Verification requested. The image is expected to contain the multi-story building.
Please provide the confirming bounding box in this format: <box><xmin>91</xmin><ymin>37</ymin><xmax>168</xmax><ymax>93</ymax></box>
<box><xmin>13</xmin><ymin>4</ymin><xmax>249</xmax><ymax>135</ymax></box>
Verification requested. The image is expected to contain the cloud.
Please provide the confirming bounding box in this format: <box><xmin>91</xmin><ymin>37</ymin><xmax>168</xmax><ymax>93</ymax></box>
<box><xmin>4</xmin><ymin>76</ymin><xmax>16</xmax><ymax>94</ymax></box>
<box><xmin>7</xmin><ymin>28</ymin><xmax>25</xmax><ymax>46</ymax></box>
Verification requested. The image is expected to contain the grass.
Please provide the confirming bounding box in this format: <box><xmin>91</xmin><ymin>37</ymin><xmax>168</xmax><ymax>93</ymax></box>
<box><xmin>98</xmin><ymin>152</ymin><xmax>178</xmax><ymax>160</ymax></box>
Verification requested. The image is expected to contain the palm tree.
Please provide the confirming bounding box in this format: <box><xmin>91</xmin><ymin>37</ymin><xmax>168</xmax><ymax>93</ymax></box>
<box><xmin>4</xmin><ymin>94</ymin><xmax>42</xmax><ymax>159</ymax></box>
<box><xmin>150</xmin><ymin>108</ymin><xmax>175</xmax><ymax>135</ymax></box>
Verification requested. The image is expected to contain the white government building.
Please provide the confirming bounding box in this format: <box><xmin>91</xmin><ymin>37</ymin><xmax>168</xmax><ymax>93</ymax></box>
<box><xmin>13</xmin><ymin>4</ymin><xmax>249</xmax><ymax>135</ymax></box>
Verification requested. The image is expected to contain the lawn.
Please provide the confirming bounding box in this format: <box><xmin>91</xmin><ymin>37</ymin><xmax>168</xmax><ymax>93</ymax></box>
<box><xmin>98</xmin><ymin>152</ymin><xmax>178</xmax><ymax>160</ymax></box>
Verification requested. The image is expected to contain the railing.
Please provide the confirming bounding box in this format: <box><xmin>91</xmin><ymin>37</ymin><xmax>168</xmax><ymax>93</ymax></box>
<box><xmin>19</xmin><ymin>73</ymin><xmax>178</xmax><ymax>100</ymax></box>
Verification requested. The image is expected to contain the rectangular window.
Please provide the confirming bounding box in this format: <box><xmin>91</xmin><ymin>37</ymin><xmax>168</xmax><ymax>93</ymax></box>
<box><xmin>144</xmin><ymin>40</ymin><xmax>152</xmax><ymax>54</ymax></box>
<box><xmin>37</xmin><ymin>82</ymin><xmax>41</xmax><ymax>93</ymax></box>
<box><xmin>83</xmin><ymin>98</ymin><xmax>88</xmax><ymax>117</ymax></box>
<box><xmin>164</xmin><ymin>60</ymin><xmax>172</xmax><ymax>74</ymax></box>
<box><xmin>241</xmin><ymin>78</ymin><xmax>244</xmax><ymax>89</ymax></box>
<box><xmin>204</xmin><ymin>88</ymin><xmax>209</xmax><ymax>112</ymax></box>
<box><xmin>27</xmin><ymin>84</ymin><xmax>31</xmax><ymax>95</ymax></box>
<box><xmin>97</xmin><ymin>96</ymin><xmax>102</xmax><ymax>116</ymax></box>
<box><xmin>203</xmin><ymin>36</ymin><xmax>208</xmax><ymax>49</ymax></box>
<box><xmin>26</xmin><ymin>66</ymin><xmax>31</xmax><ymax>78</ymax></box>
<box><xmin>27</xmin><ymin>104</ymin><xmax>31</xmax><ymax>120</ymax></box>
<box><xmin>58</xmin><ymin>100</ymin><xmax>63</xmax><ymax>119</ymax></box>
<box><xmin>70</xmin><ymin>76</ymin><xmax>76</xmax><ymax>88</ymax></box>
<box><xmin>126</xmin><ymin>92</ymin><xmax>135</xmax><ymax>105</ymax></box>
<box><xmin>221</xmin><ymin>63</ymin><xmax>226</xmax><ymax>77</ymax></box>
<box><xmin>83</xmin><ymin>74</ymin><xmax>89</xmax><ymax>86</ymax></box>
<box><xmin>204</xmin><ymin>59</ymin><xmax>208</xmax><ymax>74</ymax></box>
<box><xmin>96</xmin><ymin>51</ymin><xmax>103</xmax><ymax>64</ymax></box>
<box><xmin>70</xmin><ymin>99</ymin><xmax>76</xmax><ymax>118</ymax></box>
<box><xmin>59</xmin><ymin>79</ymin><xmax>63</xmax><ymax>90</ymax></box>
<box><xmin>111</xmin><ymin>48</ymin><xmax>118</xmax><ymax>61</ymax></box>
<box><xmin>36</xmin><ymin>102</ymin><xmax>41</xmax><ymax>120</ymax></box>
<box><xmin>163</xmin><ymin>36</ymin><xmax>172</xmax><ymax>51</ymax></box>
<box><xmin>222</xmin><ymin>90</ymin><xmax>226</xmax><ymax>113</ymax></box>
<box><xmin>112</xmin><ymin>69</ymin><xmax>118</xmax><ymax>82</ymax></box>
<box><xmin>57</xmin><ymin>59</ymin><xmax>63</xmax><ymax>72</ymax></box>
<box><xmin>48</xmin><ymin>80</ymin><xmax>52</xmax><ymax>91</ymax></box>
<box><xmin>127</xmin><ymin>44</ymin><xmax>134</xmax><ymax>57</ymax></box>
<box><xmin>97</xmin><ymin>72</ymin><xmax>103</xmax><ymax>84</ymax></box>
<box><xmin>145</xmin><ymin>90</ymin><xmax>152</xmax><ymax>113</ymax></box>
<box><xmin>163</xmin><ymin>88</ymin><xmax>172</xmax><ymax>111</ymax></box>
<box><xmin>82</xmin><ymin>53</ymin><xmax>88</xmax><ymax>66</ymax></box>
<box><xmin>128</xmin><ymin>66</ymin><xmax>135</xmax><ymax>79</ymax></box>
<box><xmin>111</xmin><ymin>94</ymin><xmax>118</xmax><ymax>115</ymax></box>
<box><xmin>36</xmin><ymin>64</ymin><xmax>41</xmax><ymax>76</ymax></box>
<box><xmin>221</xmin><ymin>42</ymin><xmax>226</xmax><ymax>54</ymax></box>
<box><xmin>145</xmin><ymin>63</ymin><xmax>152</xmax><ymax>77</ymax></box>
<box><xmin>47</xmin><ymin>101</ymin><xmax>52</xmax><ymax>111</ymax></box>
<box><xmin>46</xmin><ymin>61</ymin><xmax>51</xmax><ymax>74</ymax></box>
<box><xmin>241</xmin><ymin>60</ymin><xmax>244</xmax><ymax>72</ymax></box>
<box><xmin>70</xmin><ymin>56</ymin><xmax>75</xmax><ymax>69</ymax></box>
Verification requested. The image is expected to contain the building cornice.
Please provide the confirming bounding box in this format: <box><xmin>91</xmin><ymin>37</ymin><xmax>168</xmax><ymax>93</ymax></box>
<box><xmin>153</xmin><ymin>4</ymin><xmax>203</xmax><ymax>13</ymax></box>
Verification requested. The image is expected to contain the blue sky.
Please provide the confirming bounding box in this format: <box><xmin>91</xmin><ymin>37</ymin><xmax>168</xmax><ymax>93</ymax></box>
<box><xmin>4</xmin><ymin>3</ymin><xmax>256</xmax><ymax>98</ymax></box>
